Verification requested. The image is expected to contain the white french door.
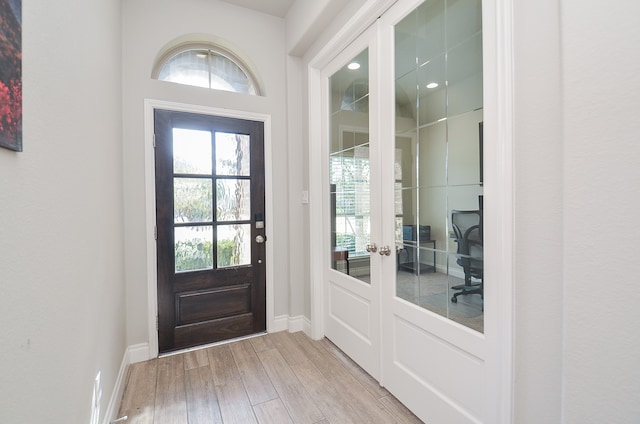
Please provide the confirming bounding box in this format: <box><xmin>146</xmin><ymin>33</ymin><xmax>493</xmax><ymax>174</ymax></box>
<box><xmin>318</xmin><ymin>0</ymin><xmax>509</xmax><ymax>423</ymax></box>
<box><xmin>322</xmin><ymin>25</ymin><xmax>382</xmax><ymax>380</ymax></box>
<box><xmin>378</xmin><ymin>1</ymin><xmax>490</xmax><ymax>423</ymax></box>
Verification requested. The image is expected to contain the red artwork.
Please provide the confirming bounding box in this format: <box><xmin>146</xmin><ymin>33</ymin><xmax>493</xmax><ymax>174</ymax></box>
<box><xmin>0</xmin><ymin>0</ymin><xmax>22</xmax><ymax>151</ymax></box>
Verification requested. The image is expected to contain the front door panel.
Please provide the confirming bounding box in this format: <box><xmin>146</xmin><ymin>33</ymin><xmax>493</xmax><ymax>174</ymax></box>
<box><xmin>155</xmin><ymin>109</ymin><xmax>266</xmax><ymax>353</ymax></box>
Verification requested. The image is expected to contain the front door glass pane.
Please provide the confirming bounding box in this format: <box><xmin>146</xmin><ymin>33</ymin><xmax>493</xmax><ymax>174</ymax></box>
<box><xmin>216</xmin><ymin>132</ymin><xmax>250</xmax><ymax>176</ymax></box>
<box><xmin>173</xmin><ymin>128</ymin><xmax>212</xmax><ymax>174</ymax></box>
<box><xmin>217</xmin><ymin>224</ymin><xmax>251</xmax><ymax>267</ymax></box>
<box><xmin>394</xmin><ymin>0</ymin><xmax>484</xmax><ymax>332</ymax></box>
<box><xmin>329</xmin><ymin>49</ymin><xmax>371</xmax><ymax>283</ymax></box>
<box><xmin>174</xmin><ymin>178</ymin><xmax>213</xmax><ymax>223</ymax></box>
<box><xmin>216</xmin><ymin>179</ymin><xmax>250</xmax><ymax>221</ymax></box>
<box><xmin>175</xmin><ymin>225</ymin><xmax>213</xmax><ymax>272</ymax></box>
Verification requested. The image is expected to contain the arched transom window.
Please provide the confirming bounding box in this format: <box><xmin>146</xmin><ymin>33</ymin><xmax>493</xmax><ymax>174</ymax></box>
<box><xmin>153</xmin><ymin>44</ymin><xmax>261</xmax><ymax>95</ymax></box>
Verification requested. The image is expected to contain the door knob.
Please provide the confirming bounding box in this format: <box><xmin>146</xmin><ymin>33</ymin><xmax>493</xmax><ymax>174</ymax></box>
<box><xmin>255</xmin><ymin>235</ymin><xmax>266</xmax><ymax>244</ymax></box>
<box><xmin>378</xmin><ymin>245</ymin><xmax>392</xmax><ymax>256</ymax></box>
<box><xmin>365</xmin><ymin>243</ymin><xmax>378</xmax><ymax>253</ymax></box>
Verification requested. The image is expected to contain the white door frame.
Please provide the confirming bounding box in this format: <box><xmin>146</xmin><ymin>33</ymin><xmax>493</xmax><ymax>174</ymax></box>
<box><xmin>307</xmin><ymin>0</ymin><xmax>515</xmax><ymax>421</ymax></box>
<box><xmin>143</xmin><ymin>98</ymin><xmax>275</xmax><ymax>358</ymax></box>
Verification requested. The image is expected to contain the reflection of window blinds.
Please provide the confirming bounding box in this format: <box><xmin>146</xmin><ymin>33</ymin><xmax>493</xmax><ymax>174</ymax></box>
<box><xmin>395</xmin><ymin>148</ymin><xmax>404</xmax><ymax>243</ymax></box>
<box><xmin>330</xmin><ymin>146</ymin><xmax>370</xmax><ymax>256</ymax></box>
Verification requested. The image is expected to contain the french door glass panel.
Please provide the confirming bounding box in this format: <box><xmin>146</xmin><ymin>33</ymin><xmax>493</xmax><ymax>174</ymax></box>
<box><xmin>394</xmin><ymin>0</ymin><xmax>484</xmax><ymax>333</ymax></box>
<box><xmin>329</xmin><ymin>49</ymin><xmax>371</xmax><ymax>283</ymax></box>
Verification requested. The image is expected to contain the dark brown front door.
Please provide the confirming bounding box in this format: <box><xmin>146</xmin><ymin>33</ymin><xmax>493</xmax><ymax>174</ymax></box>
<box><xmin>154</xmin><ymin>109</ymin><xmax>266</xmax><ymax>353</ymax></box>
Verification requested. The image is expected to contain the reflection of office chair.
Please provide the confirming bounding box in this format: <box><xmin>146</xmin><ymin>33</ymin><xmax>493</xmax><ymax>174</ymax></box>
<box><xmin>451</xmin><ymin>210</ymin><xmax>483</xmax><ymax>303</ymax></box>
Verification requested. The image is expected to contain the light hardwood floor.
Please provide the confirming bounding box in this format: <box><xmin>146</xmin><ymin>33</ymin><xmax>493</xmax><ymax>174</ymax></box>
<box><xmin>117</xmin><ymin>331</ymin><xmax>423</xmax><ymax>424</ymax></box>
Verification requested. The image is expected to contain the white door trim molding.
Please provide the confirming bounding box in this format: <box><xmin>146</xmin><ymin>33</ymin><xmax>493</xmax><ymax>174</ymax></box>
<box><xmin>307</xmin><ymin>64</ymin><xmax>325</xmax><ymax>341</ymax></box>
<box><xmin>482</xmin><ymin>0</ymin><xmax>516</xmax><ymax>421</ymax></box>
<box><xmin>143</xmin><ymin>98</ymin><xmax>274</xmax><ymax>358</ymax></box>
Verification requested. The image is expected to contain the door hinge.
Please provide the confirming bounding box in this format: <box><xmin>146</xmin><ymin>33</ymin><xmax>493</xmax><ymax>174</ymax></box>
<box><xmin>153</xmin><ymin>134</ymin><xmax>156</xmax><ymax>148</ymax></box>
<box><xmin>156</xmin><ymin>315</ymin><xmax>159</xmax><ymax>331</ymax></box>
<box><xmin>154</xmin><ymin>225</ymin><xmax>157</xmax><ymax>240</ymax></box>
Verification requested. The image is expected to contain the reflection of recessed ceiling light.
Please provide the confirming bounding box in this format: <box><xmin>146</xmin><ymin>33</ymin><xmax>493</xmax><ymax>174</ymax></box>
<box><xmin>426</xmin><ymin>82</ymin><xmax>439</xmax><ymax>89</ymax></box>
<box><xmin>347</xmin><ymin>62</ymin><xmax>361</xmax><ymax>70</ymax></box>
<box><xmin>196</xmin><ymin>51</ymin><xmax>208</xmax><ymax>58</ymax></box>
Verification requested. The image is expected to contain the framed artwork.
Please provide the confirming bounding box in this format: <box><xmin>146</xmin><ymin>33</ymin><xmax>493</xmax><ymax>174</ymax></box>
<box><xmin>0</xmin><ymin>0</ymin><xmax>22</xmax><ymax>152</ymax></box>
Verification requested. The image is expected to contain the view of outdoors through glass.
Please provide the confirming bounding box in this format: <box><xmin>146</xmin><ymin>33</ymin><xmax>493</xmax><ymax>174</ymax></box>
<box><xmin>172</xmin><ymin>128</ymin><xmax>252</xmax><ymax>272</ymax></box>
<box><xmin>158</xmin><ymin>49</ymin><xmax>258</xmax><ymax>95</ymax></box>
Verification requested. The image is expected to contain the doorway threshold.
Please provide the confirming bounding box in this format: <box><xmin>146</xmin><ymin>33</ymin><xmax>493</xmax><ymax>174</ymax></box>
<box><xmin>158</xmin><ymin>332</ymin><xmax>268</xmax><ymax>358</ymax></box>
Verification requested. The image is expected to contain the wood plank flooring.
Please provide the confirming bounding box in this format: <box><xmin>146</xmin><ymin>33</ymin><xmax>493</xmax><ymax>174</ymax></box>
<box><xmin>117</xmin><ymin>331</ymin><xmax>423</xmax><ymax>424</ymax></box>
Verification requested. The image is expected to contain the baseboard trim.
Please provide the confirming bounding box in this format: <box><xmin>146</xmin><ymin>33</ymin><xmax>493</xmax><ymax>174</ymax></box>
<box><xmin>287</xmin><ymin>315</ymin><xmax>305</xmax><ymax>332</ymax></box>
<box><xmin>101</xmin><ymin>349</ymin><xmax>128</xmax><ymax>424</ymax></box>
<box><xmin>272</xmin><ymin>315</ymin><xmax>289</xmax><ymax>332</ymax></box>
<box><xmin>272</xmin><ymin>314</ymin><xmax>311</xmax><ymax>334</ymax></box>
<box><xmin>128</xmin><ymin>343</ymin><xmax>151</xmax><ymax>364</ymax></box>
<box><xmin>102</xmin><ymin>343</ymin><xmax>150</xmax><ymax>424</ymax></box>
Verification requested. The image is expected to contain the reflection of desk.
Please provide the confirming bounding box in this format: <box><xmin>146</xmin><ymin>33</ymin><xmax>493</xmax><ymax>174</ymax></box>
<box><xmin>332</xmin><ymin>248</ymin><xmax>350</xmax><ymax>275</ymax></box>
<box><xmin>397</xmin><ymin>240</ymin><xmax>436</xmax><ymax>275</ymax></box>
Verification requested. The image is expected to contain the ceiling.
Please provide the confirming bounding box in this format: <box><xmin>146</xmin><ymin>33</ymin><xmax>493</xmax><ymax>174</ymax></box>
<box><xmin>219</xmin><ymin>0</ymin><xmax>295</xmax><ymax>18</ymax></box>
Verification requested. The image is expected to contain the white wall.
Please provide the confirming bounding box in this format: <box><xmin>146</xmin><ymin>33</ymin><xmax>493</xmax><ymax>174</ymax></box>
<box><xmin>513</xmin><ymin>0</ymin><xmax>640</xmax><ymax>422</ymax></box>
<box><xmin>0</xmin><ymin>0</ymin><xmax>125</xmax><ymax>423</ymax></box>
<box><xmin>122</xmin><ymin>0</ymin><xmax>291</xmax><ymax>347</ymax></box>
<box><xmin>286</xmin><ymin>0</ymin><xmax>369</xmax><ymax>56</ymax></box>
<box><xmin>560</xmin><ymin>0</ymin><xmax>640</xmax><ymax>422</ymax></box>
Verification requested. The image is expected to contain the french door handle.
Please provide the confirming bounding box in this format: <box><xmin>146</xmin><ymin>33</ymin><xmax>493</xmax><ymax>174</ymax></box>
<box><xmin>365</xmin><ymin>243</ymin><xmax>378</xmax><ymax>253</ymax></box>
<box><xmin>378</xmin><ymin>245</ymin><xmax>392</xmax><ymax>256</ymax></box>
